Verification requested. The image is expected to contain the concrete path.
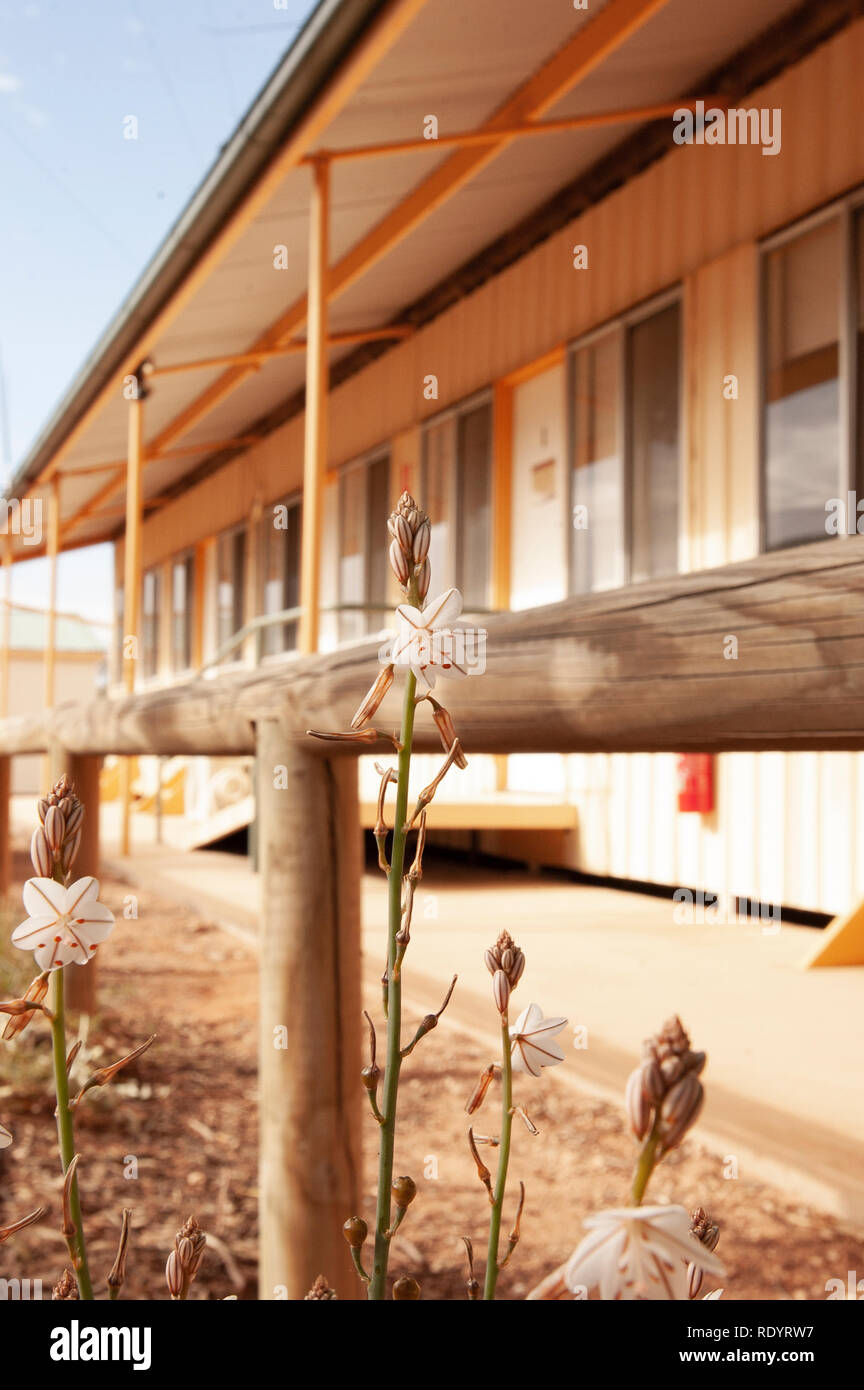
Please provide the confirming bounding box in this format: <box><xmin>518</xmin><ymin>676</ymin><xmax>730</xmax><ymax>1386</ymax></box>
<box><xmin>102</xmin><ymin>835</ymin><xmax>864</xmax><ymax>1223</ymax></box>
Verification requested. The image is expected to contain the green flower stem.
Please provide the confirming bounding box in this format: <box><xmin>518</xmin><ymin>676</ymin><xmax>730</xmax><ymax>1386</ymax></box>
<box><xmin>368</xmin><ymin>662</ymin><xmax>418</xmax><ymax>1301</ymax></box>
<box><xmin>631</xmin><ymin>1115</ymin><xmax>662</xmax><ymax>1206</ymax></box>
<box><xmin>50</xmin><ymin>968</ymin><xmax>94</xmax><ymax>1299</ymax></box>
<box><xmin>483</xmin><ymin>1013</ymin><xmax>513</xmax><ymax>1300</ymax></box>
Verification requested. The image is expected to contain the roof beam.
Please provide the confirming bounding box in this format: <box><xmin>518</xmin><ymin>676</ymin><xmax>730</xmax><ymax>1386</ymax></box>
<box><xmin>145</xmin><ymin>325</ymin><xmax>413</xmax><ymax>378</ymax></box>
<box><xmin>49</xmin><ymin>0</ymin><xmax>670</xmax><ymax>553</ymax></box>
<box><xmin>34</xmin><ymin>0</ymin><xmax>429</xmax><ymax>492</ymax></box>
<box><xmin>306</xmin><ymin>96</ymin><xmax>723</xmax><ymax>162</ymax></box>
<box><xmin>62</xmin><ymin>0</ymin><xmax>669</xmax><ymax>540</ymax></box>
<box><xmin>137</xmin><ymin>0</ymin><xmax>670</xmax><ymax>464</ymax></box>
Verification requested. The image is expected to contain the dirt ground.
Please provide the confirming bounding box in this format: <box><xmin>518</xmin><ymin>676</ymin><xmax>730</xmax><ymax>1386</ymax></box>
<box><xmin>0</xmin><ymin>850</ymin><xmax>861</xmax><ymax>1301</ymax></box>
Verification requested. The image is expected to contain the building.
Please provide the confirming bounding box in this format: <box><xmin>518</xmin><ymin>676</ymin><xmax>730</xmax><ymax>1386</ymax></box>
<box><xmin>0</xmin><ymin>603</ymin><xmax>106</xmax><ymax>793</ymax></box>
<box><xmin>5</xmin><ymin>0</ymin><xmax>863</xmax><ymax>915</ymax></box>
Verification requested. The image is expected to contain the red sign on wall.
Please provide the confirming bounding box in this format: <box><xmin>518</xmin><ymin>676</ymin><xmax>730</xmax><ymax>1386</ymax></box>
<box><xmin>676</xmin><ymin>753</ymin><xmax>714</xmax><ymax>813</ymax></box>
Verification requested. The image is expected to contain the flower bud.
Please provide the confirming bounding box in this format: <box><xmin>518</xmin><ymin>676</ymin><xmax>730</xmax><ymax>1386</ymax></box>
<box><xmin>342</xmin><ymin>1216</ymin><xmax>368</xmax><ymax>1249</ymax></box>
<box><xmin>52</xmin><ymin>1269</ymin><xmax>79</xmax><ymax>1300</ymax></box>
<box><xmin>165</xmin><ymin>1249</ymin><xmax>184</xmax><ymax>1298</ymax></box>
<box><xmin>43</xmin><ymin>805</ymin><xmax>65</xmax><ymax>856</ymax></box>
<box><xmin>392</xmin><ymin>1175</ymin><xmax>417</xmax><ymax>1210</ymax></box>
<box><xmin>62</xmin><ymin>826</ymin><xmax>82</xmax><ymax>874</ymax></box>
<box><xmin>625</xmin><ymin>1064</ymin><xmax>651</xmax><ymax>1141</ymax></box>
<box><xmin>304</xmin><ymin>1275</ymin><xmax>338</xmax><ymax>1300</ymax></box>
<box><xmin>392</xmin><ymin>1276</ymin><xmax>421</xmax><ymax>1300</ymax></box>
<box><xmin>389</xmin><ymin>537</ymin><xmax>410</xmax><ymax>586</ymax></box>
<box><xmin>658</xmin><ymin>1072</ymin><xmax>703</xmax><ymax>1154</ymax></box>
<box><xmin>30</xmin><ymin>826</ymin><xmax>52</xmax><ymax>877</ymax></box>
<box><xmin>412</xmin><ymin>519</ymin><xmax>430</xmax><ymax>564</ymax></box>
<box><xmin>394</xmin><ymin>513</ymin><xmax>413</xmax><ymax>553</ymax></box>
<box><xmin>484</xmin><ymin>948</ymin><xmax>499</xmax><ymax>977</ymax></box>
<box><xmin>415</xmin><ymin>557</ymin><xmax>430</xmax><ymax>602</ymax></box>
<box><xmin>492</xmin><ymin>968</ymin><xmax>510</xmax><ymax>1015</ymax></box>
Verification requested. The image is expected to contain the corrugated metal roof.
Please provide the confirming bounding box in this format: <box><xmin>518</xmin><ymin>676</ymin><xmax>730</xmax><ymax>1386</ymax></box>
<box><xmin>12</xmin><ymin>0</ymin><xmax>808</xmax><ymax>557</ymax></box>
<box><xmin>5</xmin><ymin>605</ymin><xmax>108</xmax><ymax>653</ymax></box>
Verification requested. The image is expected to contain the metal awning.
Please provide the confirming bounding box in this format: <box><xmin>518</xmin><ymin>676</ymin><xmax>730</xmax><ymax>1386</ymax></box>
<box><xmin>9</xmin><ymin>0</ymin><xmax>802</xmax><ymax>559</ymax></box>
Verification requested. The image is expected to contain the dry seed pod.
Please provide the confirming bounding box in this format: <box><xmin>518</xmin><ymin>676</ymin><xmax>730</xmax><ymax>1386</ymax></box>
<box><xmin>342</xmin><ymin>1216</ymin><xmax>368</xmax><ymax>1249</ymax></box>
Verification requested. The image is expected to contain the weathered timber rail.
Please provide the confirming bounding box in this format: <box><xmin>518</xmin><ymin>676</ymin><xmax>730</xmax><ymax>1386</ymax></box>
<box><xmin>2</xmin><ymin>537</ymin><xmax>864</xmax><ymax>758</ymax></box>
<box><xmin>2</xmin><ymin>537</ymin><xmax>863</xmax><ymax>1299</ymax></box>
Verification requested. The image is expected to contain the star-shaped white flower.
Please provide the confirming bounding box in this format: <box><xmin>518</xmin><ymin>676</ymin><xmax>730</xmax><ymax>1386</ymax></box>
<box><xmin>12</xmin><ymin>877</ymin><xmax>115</xmax><ymax>972</ymax></box>
<box><xmin>390</xmin><ymin>588</ymin><xmax>472</xmax><ymax>696</ymax></box>
<box><xmin>564</xmin><ymin>1205</ymin><xmax>725</xmax><ymax>1301</ymax></box>
<box><xmin>509</xmin><ymin>1003</ymin><xmax>568</xmax><ymax>1077</ymax></box>
<box><xmin>0</xmin><ymin>1122</ymin><xmax>11</xmax><ymax>1149</ymax></box>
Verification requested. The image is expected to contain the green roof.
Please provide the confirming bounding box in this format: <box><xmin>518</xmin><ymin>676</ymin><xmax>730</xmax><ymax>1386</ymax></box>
<box><xmin>7</xmin><ymin>606</ymin><xmax>108</xmax><ymax>654</ymax></box>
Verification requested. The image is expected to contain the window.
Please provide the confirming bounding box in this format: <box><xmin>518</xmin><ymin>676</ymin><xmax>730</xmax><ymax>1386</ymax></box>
<box><xmin>259</xmin><ymin>497</ymin><xmax>301</xmax><ymax>655</ymax></box>
<box><xmin>171</xmin><ymin>552</ymin><xmax>195</xmax><ymax>672</ymax></box>
<box><xmin>420</xmin><ymin>396</ymin><xmax>492</xmax><ymax>608</ymax></box>
<box><xmin>141</xmin><ymin>567</ymin><xmax>162</xmax><ymax>678</ymax></box>
<box><xmin>114</xmin><ymin>584</ymin><xmax>125</xmax><ymax>683</ymax></box>
<box><xmin>571</xmin><ymin>332</ymin><xmax>623</xmax><ymax>592</ymax></box>
<box><xmin>629</xmin><ymin>303</ymin><xmax>681</xmax><ymax>581</ymax></box>
<box><xmin>216</xmin><ymin>525</ymin><xmax>246</xmax><ymax>656</ymax></box>
<box><xmin>763</xmin><ymin>216</ymin><xmax>842</xmax><ymax>549</ymax></box>
<box><xmin>570</xmin><ymin>296</ymin><xmax>681</xmax><ymax>592</ymax></box>
<box><xmin>337</xmin><ymin>451</ymin><xmax>390</xmax><ymax>643</ymax></box>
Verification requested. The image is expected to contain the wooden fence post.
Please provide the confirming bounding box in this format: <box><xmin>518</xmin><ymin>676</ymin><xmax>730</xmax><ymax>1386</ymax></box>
<box><xmin>0</xmin><ymin>756</ymin><xmax>11</xmax><ymax>907</ymax></box>
<box><xmin>256</xmin><ymin>722</ymin><xmax>362</xmax><ymax>1299</ymax></box>
<box><xmin>62</xmin><ymin>753</ymin><xmax>102</xmax><ymax>1017</ymax></box>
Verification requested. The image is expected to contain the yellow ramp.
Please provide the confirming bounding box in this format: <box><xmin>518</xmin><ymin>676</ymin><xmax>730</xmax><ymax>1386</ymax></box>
<box><xmin>804</xmin><ymin>902</ymin><xmax>864</xmax><ymax>967</ymax></box>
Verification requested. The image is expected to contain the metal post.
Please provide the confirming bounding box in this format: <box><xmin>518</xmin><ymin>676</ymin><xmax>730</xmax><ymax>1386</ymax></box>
<box><xmin>298</xmin><ymin>156</ymin><xmax>330</xmax><ymax>656</ymax></box>
<box><xmin>120</xmin><ymin>371</ymin><xmax>146</xmax><ymax>857</ymax></box>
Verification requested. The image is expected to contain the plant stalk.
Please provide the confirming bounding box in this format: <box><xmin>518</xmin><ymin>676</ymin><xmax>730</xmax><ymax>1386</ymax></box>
<box><xmin>51</xmin><ymin>968</ymin><xmax>94</xmax><ymax>1299</ymax></box>
<box><xmin>483</xmin><ymin>1012</ymin><xmax>513</xmax><ymax>1300</ymax></box>
<box><xmin>368</xmin><ymin>663</ymin><xmax>418</xmax><ymax>1300</ymax></box>
<box><xmin>631</xmin><ymin>1115</ymin><xmax>662</xmax><ymax>1206</ymax></box>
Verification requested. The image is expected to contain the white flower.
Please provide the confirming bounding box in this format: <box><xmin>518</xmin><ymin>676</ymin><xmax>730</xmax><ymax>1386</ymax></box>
<box><xmin>0</xmin><ymin>1122</ymin><xmax>11</xmax><ymax>1149</ymax></box>
<box><xmin>12</xmin><ymin>877</ymin><xmax>115</xmax><ymax>971</ymax></box>
<box><xmin>390</xmin><ymin>588</ymin><xmax>474</xmax><ymax>696</ymax></box>
<box><xmin>509</xmin><ymin>1003</ymin><xmax>567</xmax><ymax>1077</ymax></box>
<box><xmin>564</xmin><ymin>1205</ymin><xmax>726</xmax><ymax>1301</ymax></box>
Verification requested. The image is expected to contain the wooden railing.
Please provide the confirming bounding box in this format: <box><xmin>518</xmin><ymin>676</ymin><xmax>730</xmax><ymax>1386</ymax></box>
<box><xmin>2</xmin><ymin>535</ymin><xmax>863</xmax><ymax>1297</ymax></box>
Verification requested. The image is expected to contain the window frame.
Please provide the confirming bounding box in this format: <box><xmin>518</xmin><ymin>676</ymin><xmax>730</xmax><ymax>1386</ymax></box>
<box><xmin>169</xmin><ymin>548</ymin><xmax>196</xmax><ymax>675</ymax></box>
<box><xmin>758</xmin><ymin>190</ymin><xmax>864</xmax><ymax>553</ymax></box>
<box><xmin>419</xmin><ymin>387</ymin><xmax>494</xmax><ymax>608</ymax></box>
<box><xmin>140</xmin><ymin>565</ymin><xmax>163</xmax><ymax>680</ymax></box>
<box><xmin>565</xmin><ymin>286</ymin><xmax>685</xmax><ymax>594</ymax></box>
<box><xmin>257</xmin><ymin>491</ymin><xmax>302</xmax><ymax>660</ymax></box>
<box><xmin>214</xmin><ymin>520</ymin><xmax>248</xmax><ymax>662</ymax></box>
<box><xmin>335</xmin><ymin>445</ymin><xmax>392</xmax><ymax>642</ymax></box>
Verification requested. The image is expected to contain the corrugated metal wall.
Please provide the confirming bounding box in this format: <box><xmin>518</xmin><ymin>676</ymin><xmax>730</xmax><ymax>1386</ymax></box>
<box><xmin>126</xmin><ymin>18</ymin><xmax>864</xmax><ymax>915</ymax></box>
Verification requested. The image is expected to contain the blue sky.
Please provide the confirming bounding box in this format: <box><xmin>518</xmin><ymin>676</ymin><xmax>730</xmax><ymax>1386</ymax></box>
<box><xmin>0</xmin><ymin>0</ymin><xmax>316</xmax><ymax>624</ymax></box>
